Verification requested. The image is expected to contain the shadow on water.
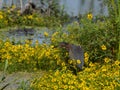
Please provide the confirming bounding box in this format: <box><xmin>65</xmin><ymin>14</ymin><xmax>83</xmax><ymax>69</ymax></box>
<box><xmin>0</xmin><ymin>27</ymin><xmax>53</xmax><ymax>45</ymax></box>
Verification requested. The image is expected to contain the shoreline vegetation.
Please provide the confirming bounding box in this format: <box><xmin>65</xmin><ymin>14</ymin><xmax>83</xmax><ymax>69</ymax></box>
<box><xmin>0</xmin><ymin>0</ymin><xmax>120</xmax><ymax>90</ymax></box>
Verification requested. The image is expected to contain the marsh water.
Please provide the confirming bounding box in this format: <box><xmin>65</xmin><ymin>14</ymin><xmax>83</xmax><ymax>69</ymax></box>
<box><xmin>0</xmin><ymin>0</ymin><xmax>108</xmax><ymax>16</ymax></box>
<box><xmin>0</xmin><ymin>27</ymin><xmax>53</xmax><ymax>44</ymax></box>
<box><xmin>0</xmin><ymin>0</ymin><xmax>109</xmax><ymax>44</ymax></box>
<box><xmin>0</xmin><ymin>1</ymin><xmax>110</xmax><ymax>89</ymax></box>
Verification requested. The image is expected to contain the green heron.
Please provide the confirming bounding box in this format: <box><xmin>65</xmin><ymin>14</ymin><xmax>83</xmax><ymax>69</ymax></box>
<box><xmin>59</xmin><ymin>42</ymin><xmax>84</xmax><ymax>71</ymax></box>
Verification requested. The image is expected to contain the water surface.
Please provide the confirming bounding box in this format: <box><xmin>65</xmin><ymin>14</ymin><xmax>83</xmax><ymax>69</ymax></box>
<box><xmin>0</xmin><ymin>0</ymin><xmax>108</xmax><ymax>16</ymax></box>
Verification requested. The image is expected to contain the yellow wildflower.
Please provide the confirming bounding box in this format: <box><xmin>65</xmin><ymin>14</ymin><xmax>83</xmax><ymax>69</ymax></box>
<box><xmin>101</xmin><ymin>65</ymin><xmax>107</xmax><ymax>72</ymax></box>
<box><xmin>115</xmin><ymin>60</ymin><xmax>120</xmax><ymax>65</ymax></box>
<box><xmin>84</xmin><ymin>52</ymin><xmax>89</xmax><ymax>58</ymax></box>
<box><xmin>54</xmin><ymin>70</ymin><xmax>59</xmax><ymax>76</ymax></box>
<box><xmin>104</xmin><ymin>57</ymin><xmax>110</xmax><ymax>63</ymax></box>
<box><xmin>7</xmin><ymin>10</ymin><xmax>11</xmax><ymax>13</ymax></box>
<box><xmin>6</xmin><ymin>53</ymin><xmax>11</xmax><ymax>60</ymax></box>
<box><xmin>77</xmin><ymin>59</ymin><xmax>81</xmax><ymax>64</ymax></box>
<box><xmin>58</xmin><ymin>81</ymin><xmax>62</xmax><ymax>86</ymax></box>
<box><xmin>68</xmin><ymin>80</ymin><xmax>74</xmax><ymax>85</ymax></box>
<box><xmin>63</xmin><ymin>85</ymin><xmax>68</xmax><ymax>89</ymax></box>
<box><xmin>101</xmin><ymin>44</ymin><xmax>107</xmax><ymax>50</ymax></box>
<box><xmin>4</xmin><ymin>42</ymin><xmax>11</xmax><ymax>47</ymax></box>
<box><xmin>89</xmin><ymin>62</ymin><xmax>94</xmax><ymax>67</ymax></box>
<box><xmin>52</xmin><ymin>32</ymin><xmax>59</xmax><ymax>37</ymax></box>
<box><xmin>34</xmin><ymin>68</ymin><xmax>37</xmax><ymax>71</ymax></box>
<box><xmin>68</xmin><ymin>60</ymin><xmax>73</xmax><ymax>64</ymax></box>
<box><xmin>63</xmin><ymin>79</ymin><xmax>67</xmax><ymax>83</ymax></box>
<box><xmin>28</xmin><ymin>15</ymin><xmax>33</xmax><ymax>19</ymax></box>
<box><xmin>84</xmin><ymin>52</ymin><xmax>89</xmax><ymax>63</ymax></box>
<box><xmin>62</xmin><ymin>66</ymin><xmax>67</xmax><ymax>70</ymax></box>
<box><xmin>51</xmin><ymin>45</ymin><xmax>54</xmax><ymax>48</ymax></box>
<box><xmin>44</xmin><ymin>32</ymin><xmax>49</xmax><ymax>37</ymax></box>
<box><xmin>0</xmin><ymin>14</ymin><xmax>3</xmax><ymax>19</ymax></box>
<box><xmin>51</xmin><ymin>78</ymin><xmax>56</xmax><ymax>82</ymax></box>
<box><xmin>61</xmin><ymin>62</ymin><xmax>65</xmax><ymax>66</ymax></box>
<box><xmin>53</xmin><ymin>85</ymin><xmax>58</xmax><ymax>90</ymax></box>
<box><xmin>51</xmin><ymin>37</ymin><xmax>56</xmax><ymax>42</ymax></box>
<box><xmin>68</xmin><ymin>86</ymin><xmax>74</xmax><ymax>89</ymax></box>
<box><xmin>24</xmin><ymin>44</ymin><xmax>29</xmax><ymax>48</ymax></box>
<box><xmin>87</xmin><ymin>13</ymin><xmax>93</xmax><ymax>20</ymax></box>
<box><xmin>61</xmin><ymin>74</ymin><xmax>66</xmax><ymax>78</ymax></box>
<box><xmin>18</xmin><ymin>59</ymin><xmax>22</xmax><ymax>63</ymax></box>
<box><xmin>102</xmin><ymin>68</ymin><xmax>107</xmax><ymax>72</ymax></box>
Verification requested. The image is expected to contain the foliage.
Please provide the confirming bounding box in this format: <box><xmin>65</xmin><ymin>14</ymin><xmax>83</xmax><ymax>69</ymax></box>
<box><xmin>30</xmin><ymin>60</ymin><xmax>120</xmax><ymax>90</ymax></box>
<box><xmin>106</xmin><ymin>0</ymin><xmax>120</xmax><ymax>60</ymax></box>
<box><xmin>18</xmin><ymin>80</ymin><xmax>31</xmax><ymax>90</ymax></box>
<box><xmin>0</xmin><ymin>39</ymin><xmax>119</xmax><ymax>90</ymax></box>
<box><xmin>50</xmin><ymin>0</ymin><xmax>120</xmax><ymax>62</ymax></box>
<box><xmin>51</xmin><ymin>16</ymin><xmax>117</xmax><ymax>63</ymax></box>
<box><xmin>47</xmin><ymin>0</ymin><xmax>61</xmax><ymax>17</ymax></box>
<box><xmin>0</xmin><ymin>39</ymin><xmax>86</xmax><ymax>73</ymax></box>
<box><xmin>0</xmin><ymin>7</ymin><xmax>68</xmax><ymax>28</ymax></box>
<box><xmin>0</xmin><ymin>40</ymin><xmax>61</xmax><ymax>72</ymax></box>
<box><xmin>0</xmin><ymin>1</ymin><xmax>120</xmax><ymax>90</ymax></box>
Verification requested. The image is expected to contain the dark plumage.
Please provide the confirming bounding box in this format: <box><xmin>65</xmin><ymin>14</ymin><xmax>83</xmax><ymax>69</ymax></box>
<box><xmin>59</xmin><ymin>42</ymin><xmax>84</xmax><ymax>70</ymax></box>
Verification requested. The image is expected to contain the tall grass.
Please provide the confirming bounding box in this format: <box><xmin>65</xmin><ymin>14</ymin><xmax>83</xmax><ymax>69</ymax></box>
<box><xmin>110</xmin><ymin>0</ymin><xmax>120</xmax><ymax>60</ymax></box>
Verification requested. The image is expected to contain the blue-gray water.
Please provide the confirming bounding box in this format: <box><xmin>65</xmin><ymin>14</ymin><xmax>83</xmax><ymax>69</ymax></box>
<box><xmin>60</xmin><ymin>0</ymin><xmax>108</xmax><ymax>16</ymax></box>
<box><xmin>0</xmin><ymin>27</ymin><xmax>52</xmax><ymax>45</ymax></box>
<box><xmin>0</xmin><ymin>0</ymin><xmax>109</xmax><ymax>44</ymax></box>
<box><xmin>0</xmin><ymin>0</ymin><xmax>108</xmax><ymax>16</ymax></box>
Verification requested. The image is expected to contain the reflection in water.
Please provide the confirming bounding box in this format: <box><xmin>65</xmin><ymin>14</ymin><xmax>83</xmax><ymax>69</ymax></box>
<box><xmin>0</xmin><ymin>28</ymin><xmax>52</xmax><ymax>45</ymax></box>
<box><xmin>60</xmin><ymin>0</ymin><xmax>108</xmax><ymax>16</ymax></box>
<box><xmin>0</xmin><ymin>0</ymin><xmax>108</xmax><ymax>16</ymax></box>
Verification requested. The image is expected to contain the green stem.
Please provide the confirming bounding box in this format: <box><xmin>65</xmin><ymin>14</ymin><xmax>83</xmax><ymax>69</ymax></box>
<box><xmin>117</xmin><ymin>0</ymin><xmax>120</xmax><ymax>60</ymax></box>
<box><xmin>118</xmin><ymin>43</ymin><xmax>120</xmax><ymax>60</ymax></box>
<box><xmin>111</xmin><ymin>0</ymin><xmax>117</xmax><ymax>17</ymax></box>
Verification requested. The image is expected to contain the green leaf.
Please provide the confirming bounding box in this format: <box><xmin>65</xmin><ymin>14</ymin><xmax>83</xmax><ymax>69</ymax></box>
<box><xmin>4</xmin><ymin>59</ymin><xmax>8</xmax><ymax>72</ymax></box>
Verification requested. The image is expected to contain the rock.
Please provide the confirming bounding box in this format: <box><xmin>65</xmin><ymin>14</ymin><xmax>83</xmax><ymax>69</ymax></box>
<box><xmin>0</xmin><ymin>71</ymin><xmax>45</xmax><ymax>90</ymax></box>
<box><xmin>21</xmin><ymin>2</ymin><xmax>36</xmax><ymax>15</ymax></box>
